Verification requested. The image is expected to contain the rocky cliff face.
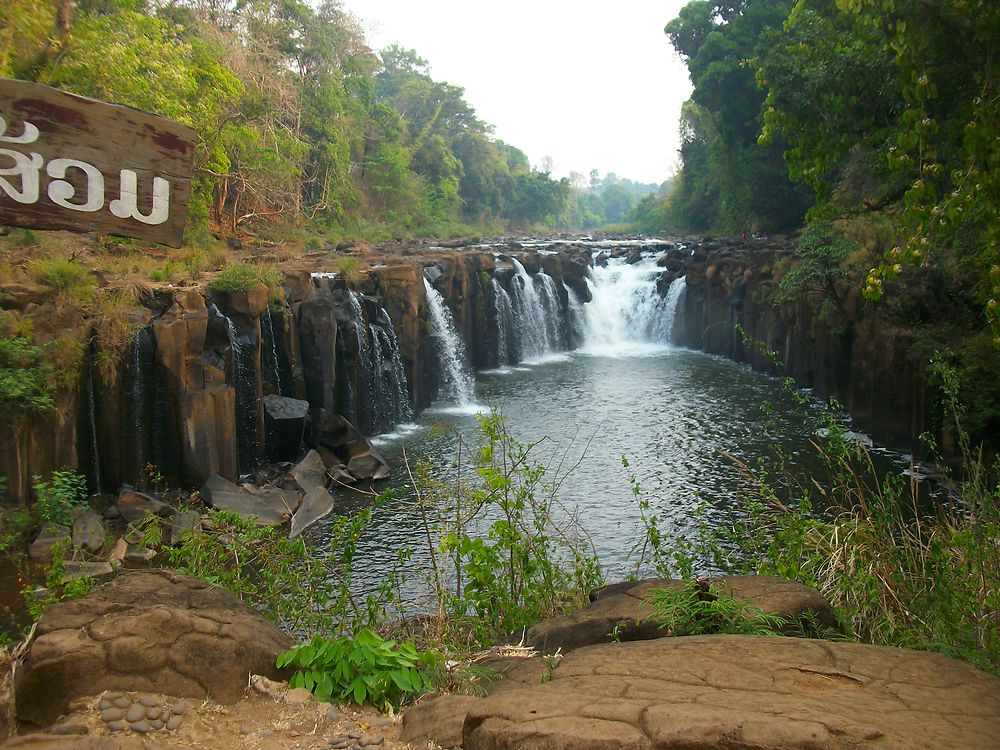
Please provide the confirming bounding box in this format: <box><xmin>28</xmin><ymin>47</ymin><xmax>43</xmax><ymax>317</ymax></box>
<box><xmin>1</xmin><ymin>236</ymin><xmax>940</xmax><ymax>505</ymax></box>
<box><xmin>0</xmin><ymin>245</ymin><xmax>591</xmax><ymax>504</ymax></box>
<box><xmin>677</xmin><ymin>238</ymin><xmax>932</xmax><ymax>451</ymax></box>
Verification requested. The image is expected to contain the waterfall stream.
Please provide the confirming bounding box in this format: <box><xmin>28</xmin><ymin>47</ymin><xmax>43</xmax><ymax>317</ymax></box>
<box><xmin>423</xmin><ymin>278</ymin><xmax>476</xmax><ymax>406</ymax></box>
<box><xmin>580</xmin><ymin>257</ymin><xmax>684</xmax><ymax>353</ymax></box>
<box><xmin>263</xmin><ymin>309</ymin><xmax>283</xmax><ymax>397</ymax></box>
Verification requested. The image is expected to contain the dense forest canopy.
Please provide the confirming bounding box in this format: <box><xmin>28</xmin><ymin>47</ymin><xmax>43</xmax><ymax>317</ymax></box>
<box><xmin>639</xmin><ymin>0</ymin><xmax>1000</xmax><ymax>348</ymax></box>
<box><xmin>2</xmin><ymin>0</ymin><xmax>643</xmax><ymax>235</ymax></box>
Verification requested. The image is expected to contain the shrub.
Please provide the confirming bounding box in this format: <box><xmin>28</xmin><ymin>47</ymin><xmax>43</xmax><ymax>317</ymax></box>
<box><xmin>278</xmin><ymin>628</ymin><xmax>435</xmax><ymax>710</ymax></box>
<box><xmin>417</xmin><ymin>409</ymin><xmax>603</xmax><ymax>648</ymax></box>
<box><xmin>33</xmin><ymin>469</ymin><xmax>88</xmax><ymax>525</ymax></box>
<box><xmin>209</xmin><ymin>262</ymin><xmax>284</xmax><ymax>301</ymax></box>
<box><xmin>0</xmin><ymin>313</ymin><xmax>54</xmax><ymax>417</ymax></box>
<box><xmin>29</xmin><ymin>258</ymin><xmax>95</xmax><ymax>306</ymax></box>
<box><xmin>645</xmin><ymin>581</ymin><xmax>789</xmax><ymax>637</ymax></box>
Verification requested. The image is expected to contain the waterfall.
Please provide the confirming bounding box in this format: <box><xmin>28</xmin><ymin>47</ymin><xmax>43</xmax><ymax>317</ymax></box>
<box><xmin>565</xmin><ymin>284</ymin><xmax>586</xmax><ymax>349</ymax></box>
<box><xmin>127</xmin><ymin>327</ymin><xmax>153</xmax><ymax>484</ymax></box>
<box><xmin>87</xmin><ymin>359</ymin><xmax>102</xmax><ymax>494</ymax></box>
<box><xmin>660</xmin><ymin>276</ymin><xmax>687</xmax><ymax>343</ymax></box>
<box><xmin>580</xmin><ymin>257</ymin><xmax>685</xmax><ymax>352</ymax></box>
<box><xmin>491</xmin><ymin>278</ymin><xmax>516</xmax><ymax>365</ymax></box>
<box><xmin>210</xmin><ymin>301</ymin><xmax>259</xmax><ymax>471</ymax></box>
<box><xmin>380</xmin><ymin>307</ymin><xmax>412</xmax><ymax>426</ymax></box>
<box><xmin>263</xmin><ymin>308</ymin><xmax>283</xmax><ymax>396</ymax></box>
<box><xmin>508</xmin><ymin>259</ymin><xmax>555</xmax><ymax>359</ymax></box>
<box><xmin>349</xmin><ymin>292</ymin><xmax>375</xmax><ymax>431</ymax></box>
<box><xmin>423</xmin><ymin>278</ymin><xmax>475</xmax><ymax>405</ymax></box>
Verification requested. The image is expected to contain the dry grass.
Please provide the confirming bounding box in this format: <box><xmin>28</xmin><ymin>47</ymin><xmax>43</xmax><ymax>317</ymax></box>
<box><xmin>92</xmin><ymin>290</ymin><xmax>145</xmax><ymax>384</ymax></box>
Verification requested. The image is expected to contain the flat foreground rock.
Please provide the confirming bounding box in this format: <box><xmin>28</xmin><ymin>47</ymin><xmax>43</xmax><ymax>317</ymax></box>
<box><xmin>15</xmin><ymin>570</ymin><xmax>291</xmax><ymax>728</ymax></box>
<box><xmin>462</xmin><ymin>635</ymin><xmax>1000</xmax><ymax>749</ymax></box>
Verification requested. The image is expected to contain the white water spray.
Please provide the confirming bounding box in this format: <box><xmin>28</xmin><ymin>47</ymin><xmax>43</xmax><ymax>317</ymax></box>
<box><xmin>423</xmin><ymin>278</ymin><xmax>476</xmax><ymax>405</ymax></box>
<box><xmin>580</xmin><ymin>257</ymin><xmax>686</xmax><ymax>354</ymax></box>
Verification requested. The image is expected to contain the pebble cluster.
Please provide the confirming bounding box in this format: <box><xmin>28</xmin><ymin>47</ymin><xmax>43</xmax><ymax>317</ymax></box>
<box><xmin>98</xmin><ymin>693</ymin><xmax>186</xmax><ymax>734</ymax></box>
<box><xmin>325</xmin><ymin>731</ymin><xmax>384</xmax><ymax>749</ymax></box>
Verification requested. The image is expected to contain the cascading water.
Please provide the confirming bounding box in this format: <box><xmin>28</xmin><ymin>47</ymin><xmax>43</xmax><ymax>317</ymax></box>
<box><xmin>127</xmin><ymin>327</ymin><xmax>153</xmax><ymax>483</ymax></box>
<box><xmin>423</xmin><ymin>278</ymin><xmax>475</xmax><ymax>405</ymax></box>
<box><xmin>209</xmin><ymin>301</ymin><xmax>259</xmax><ymax>471</ymax></box>
<box><xmin>580</xmin><ymin>257</ymin><xmax>686</xmax><ymax>352</ymax></box>
<box><xmin>263</xmin><ymin>308</ymin><xmax>283</xmax><ymax>396</ymax></box>
<box><xmin>491</xmin><ymin>278</ymin><xmax>516</xmax><ymax>365</ymax></box>
<box><xmin>87</xmin><ymin>357</ymin><xmax>102</xmax><ymax>494</ymax></box>
<box><xmin>508</xmin><ymin>259</ymin><xmax>554</xmax><ymax>359</ymax></box>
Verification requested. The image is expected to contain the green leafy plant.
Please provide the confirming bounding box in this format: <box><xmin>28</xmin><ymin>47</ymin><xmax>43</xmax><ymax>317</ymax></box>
<box><xmin>209</xmin><ymin>262</ymin><xmax>284</xmax><ymax>301</ymax></box>
<box><xmin>0</xmin><ymin>313</ymin><xmax>55</xmax><ymax>417</ymax></box>
<box><xmin>161</xmin><ymin>501</ymin><xmax>392</xmax><ymax>637</ymax></box>
<box><xmin>424</xmin><ymin>409</ymin><xmax>603</xmax><ymax>647</ymax></box>
<box><xmin>29</xmin><ymin>258</ymin><xmax>96</xmax><ymax>306</ymax></box>
<box><xmin>645</xmin><ymin>581</ymin><xmax>788</xmax><ymax>637</ymax></box>
<box><xmin>32</xmin><ymin>469</ymin><xmax>88</xmax><ymax>526</ymax></box>
<box><xmin>278</xmin><ymin>628</ymin><xmax>435</xmax><ymax>710</ymax></box>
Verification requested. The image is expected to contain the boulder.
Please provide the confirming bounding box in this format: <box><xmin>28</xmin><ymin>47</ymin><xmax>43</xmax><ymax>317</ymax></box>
<box><xmin>514</xmin><ymin>576</ymin><xmax>836</xmax><ymax>653</ymax></box>
<box><xmin>117</xmin><ymin>490</ymin><xmax>172</xmax><ymax>525</ymax></box>
<box><xmin>72</xmin><ymin>510</ymin><xmax>106</xmax><ymax>554</ymax></box>
<box><xmin>61</xmin><ymin>561</ymin><xmax>115</xmax><ymax>583</ymax></box>
<box><xmin>168</xmin><ymin>510</ymin><xmax>202</xmax><ymax>544</ymax></box>
<box><xmin>462</xmin><ymin>636</ymin><xmax>1000</xmax><ymax>750</ymax></box>
<box><xmin>288</xmin><ymin>449</ymin><xmax>327</xmax><ymax>492</ymax></box>
<box><xmin>28</xmin><ymin>524</ymin><xmax>70</xmax><ymax>560</ymax></box>
<box><xmin>200</xmin><ymin>474</ymin><xmax>299</xmax><ymax>527</ymax></box>
<box><xmin>289</xmin><ymin>486</ymin><xmax>335</xmax><ymax>539</ymax></box>
<box><xmin>14</xmin><ymin>570</ymin><xmax>292</xmax><ymax>728</ymax></box>
<box><xmin>262</xmin><ymin>395</ymin><xmax>309</xmax><ymax>463</ymax></box>
<box><xmin>402</xmin><ymin>694</ymin><xmax>483</xmax><ymax>749</ymax></box>
<box><xmin>346</xmin><ymin>446</ymin><xmax>390</xmax><ymax>482</ymax></box>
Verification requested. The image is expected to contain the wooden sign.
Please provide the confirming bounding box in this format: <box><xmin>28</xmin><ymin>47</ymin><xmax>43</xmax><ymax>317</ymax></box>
<box><xmin>0</xmin><ymin>78</ymin><xmax>196</xmax><ymax>247</ymax></box>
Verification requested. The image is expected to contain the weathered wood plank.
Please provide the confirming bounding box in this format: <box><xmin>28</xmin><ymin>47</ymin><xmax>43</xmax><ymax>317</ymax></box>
<box><xmin>0</xmin><ymin>78</ymin><xmax>196</xmax><ymax>247</ymax></box>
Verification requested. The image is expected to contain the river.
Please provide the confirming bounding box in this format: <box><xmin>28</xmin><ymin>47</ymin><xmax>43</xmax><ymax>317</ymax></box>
<box><xmin>312</xmin><ymin>253</ymin><xmax>853</xmax><ymax>607</ymax></box>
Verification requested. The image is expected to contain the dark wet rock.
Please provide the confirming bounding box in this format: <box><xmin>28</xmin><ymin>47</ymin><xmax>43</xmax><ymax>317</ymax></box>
<box><xmin>262</xmin><ymin>395</ymin><xmax>310</xmax><ymax>463</ymax></box>
<box><xmin>14</xmin><ymin>570</ymin><xmax>292</xmax><ymax>727</ymax></box>
<box><xmin>169</xmin><ymin>511</ymin><xmax>202</xmax><ymax>544</ymax></box>
<box><xmin>289</xmin><ymin>486</ymin><xmax>335</xmax><ymax>539</ymax></box>
<box><xmin>117</xmin><ymin>490</ymin><xmax>172</xmax><ymax>524</ymax></box>
<box><xmin>288</xmin><ymin>449</ymin><xmax>327</xmax><ymax>492</ymax></box>
<box><xmin>72</xmin><ymin>510</ymin><xmax>105</xmax><ymax>554</ymax></box>
<box><xmin>200</xmin><ymin>474</ymin><xmax>299</xmax><ymax>527</ymax></box>
<box><xmin>61</xmin><ymin>560</ymin><xmax>115</xmax><ymax>583</ymax></box>
<box><xmin>28</xmin><ymin>524</ymin><xmax>70</xmax><ymax>561</ymax></box>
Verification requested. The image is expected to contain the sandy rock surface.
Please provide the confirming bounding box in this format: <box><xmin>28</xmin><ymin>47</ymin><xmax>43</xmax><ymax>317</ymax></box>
<box><xmin>3</xmin><ymin>685</ymin><xmax>406</xmax><ymax>750</ymax></box>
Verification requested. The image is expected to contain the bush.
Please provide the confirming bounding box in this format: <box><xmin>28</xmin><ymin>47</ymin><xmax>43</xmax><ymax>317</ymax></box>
<box><xmin>29</xmin><ymin>258</ymin><xmax>96</xmax><ymax>305</ymax></box>
<box><xmin>0</xmin><ymin>313</ymin><xmax>54</xmax><ymax>417</ymax></box>
<box><xmin>33</xmin><ymin>469</ymin><xmax>88</xmax><ymax>525</ymax></box>
<box><xmin>645</xmin><ymin>581</ymin><xmax>789</xmax><ymax>637</ymax></box>
<box><xmin>278</xmin><ymin>628</ymin><xmax>435</xmax><ymax>710</ymax></box>
<box><xmin>416</xmin><ymin>409</ymin><xmax>603</xmax><ymax>647</ymax></box>
<box><xmin>209</xmin><ymin>262</ymin><xmax>283</xmax><ymax>301</ymax></box>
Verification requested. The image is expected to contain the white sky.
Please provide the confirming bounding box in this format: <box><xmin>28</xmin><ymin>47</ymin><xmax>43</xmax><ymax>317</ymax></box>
<box><xmin>338</xmin><ymin>0</ymin><xmax>693</xmax><ymax>186</ymax></box>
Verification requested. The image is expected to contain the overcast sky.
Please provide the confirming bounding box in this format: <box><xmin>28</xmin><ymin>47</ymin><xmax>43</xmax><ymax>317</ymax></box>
<box><xmin>338</xmin><ymin>1</ymin><xmax>693</xmax><ymax>186</ymax></box>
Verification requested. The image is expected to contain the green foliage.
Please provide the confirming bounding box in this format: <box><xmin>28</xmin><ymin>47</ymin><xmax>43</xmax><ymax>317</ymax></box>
<box><xmin>32</xmin><ymin>470</ymin><xmax>88</xmax><ymax>525</ymax></box>
<box><xmin>28</xmin><ymin>259</ymin><xmax>95</xmax><ymax>306</ymax></box>
<box><xmin>209</xmin><ymin>263</ymin><xmax>284</xmax><ymax>301</ymax></box>
<box><xmin>415</xmin><ymin>410</ymin><xmax>602</xmax><ymax>648</ymax></box>
<box><xmin>0</xmin><ymin>313</ymin><xmax>54</xmax><ymax>417</ymax></box>
<box><xmin>278</xmin><ymin>628</ymin><xmax>435</xmax><ymax>710</ymax></box>
<box><xmin>664</xmin><ymin>0</ymin><xmax>813</xmax><ymax>233</ymax></box>
<box><xmin>26</xmin><ymin>539</ymin><xmax>100</xmax><ymax>621</ymax></box>
<box><xmin>774</xmin><ymin>221</ymin><xmax>858</xmax><ymax>311</ymax></box>
<box><xmin>646</xmin><ymin>581</ymin><xmax>788</xmax><ymax>637</ymax></box>
<box><xmin>161</xmin><ymin>501</ymin><xmax>389</xmax><ymax>636</ymax></box>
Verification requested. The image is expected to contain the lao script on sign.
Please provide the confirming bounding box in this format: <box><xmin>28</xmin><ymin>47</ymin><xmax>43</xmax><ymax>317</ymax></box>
<box><xmin>0</xmin><ymin>78</ymin><xmax>196</xmax><ymax>247</ymax></box>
